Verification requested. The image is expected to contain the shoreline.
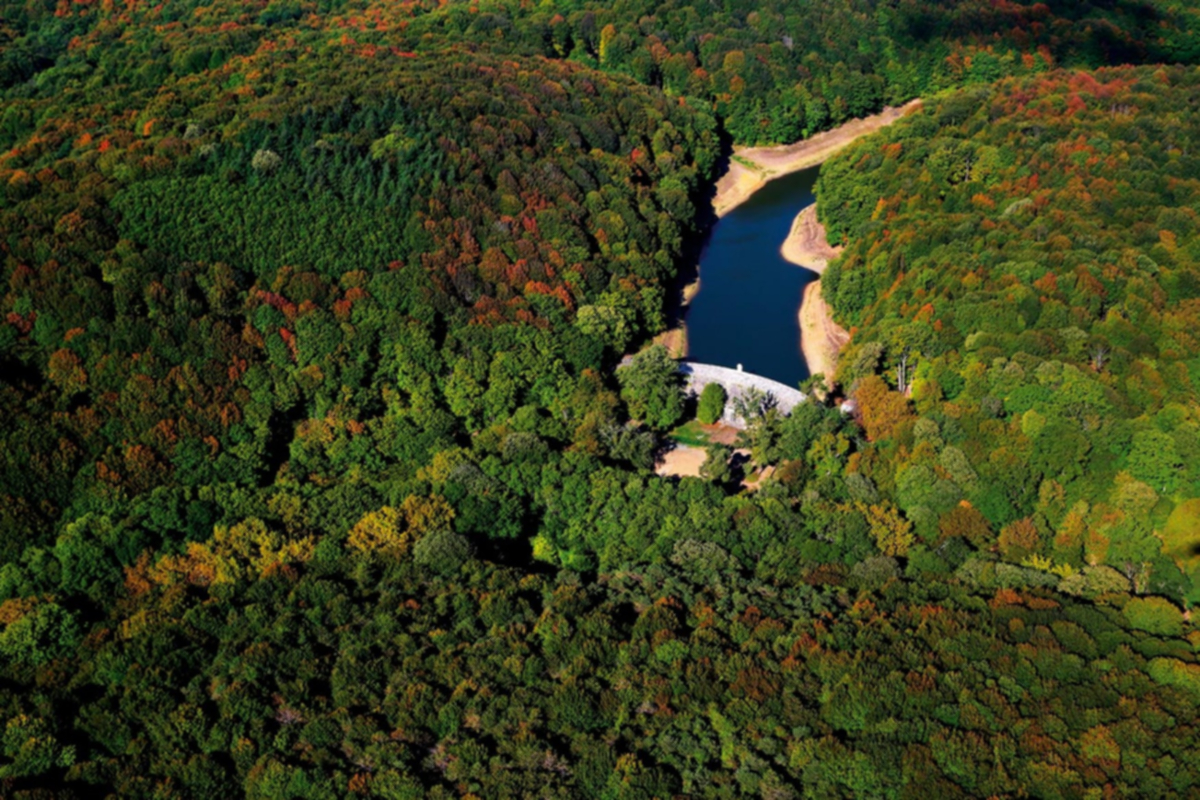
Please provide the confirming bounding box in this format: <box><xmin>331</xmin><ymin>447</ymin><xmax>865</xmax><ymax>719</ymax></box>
<box><xmin>658</xmin><ymin>98</ymin><xmax>922</xmax><ymax>371</ymax></box>
<box><xmin>780</xmin><ymin>205</ymin><xmax>850</xmax><ymax>385</ymax></box>
<box><xmin>711</xmin><ymin>99</ymin><xmax>923</xmax><ymax>218</ymax></box>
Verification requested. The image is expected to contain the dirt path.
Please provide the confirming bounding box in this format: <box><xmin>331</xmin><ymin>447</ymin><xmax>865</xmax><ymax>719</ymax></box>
<box><xmin>711</xmin><ymin>99</ymin><xmax>923</xmax><ymax>218</ymax></box>
<box><xmin>780</xmin><ymin>205</ymin><xmax>851</xmax><ymax>384</ymax></box>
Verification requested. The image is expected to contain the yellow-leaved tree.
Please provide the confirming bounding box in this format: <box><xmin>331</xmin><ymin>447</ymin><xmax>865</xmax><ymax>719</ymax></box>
<box><xmin>857</xmin><ymin>501</ymin><xmax>915</xmax><ymax>557</ymax></box>
<box><xmin>348</xmin><ymin>495</ymin><xmax>455</xmax><ymax>557</ymax></box>
<box><xmin>147</xmin><ymin>517</ymin><xmax>314</xmax><ymax>587</ymax></box>
<box><xmin>213</xmin><ymin>517</ymin><xmax>315</xmax><ymax>580</ymax></box>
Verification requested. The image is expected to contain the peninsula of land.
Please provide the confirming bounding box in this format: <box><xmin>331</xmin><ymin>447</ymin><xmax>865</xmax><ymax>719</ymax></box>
<box><xmin>780</xmin><ymin>205</ymin><xmax>851</xmax><ymax>386</ymax></box>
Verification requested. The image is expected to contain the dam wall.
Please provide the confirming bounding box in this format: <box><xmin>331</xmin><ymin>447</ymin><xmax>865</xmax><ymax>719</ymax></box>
<box><xmin>679</xmin><ymin>361</ymin><xmax>806</xmax><ymax>428</ymax></box>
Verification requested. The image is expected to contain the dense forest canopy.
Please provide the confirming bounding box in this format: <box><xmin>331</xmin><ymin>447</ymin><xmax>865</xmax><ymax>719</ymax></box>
<box><xmin>818</xmin><ymin>66</ymin><xmax>1200</xmax><ymax>606</ymax></box>
<box><xmin>4</xmin><ymin>0</ymin><xmax>1200</xmax><ymax>147</ymax></box>
<box><xmin>1</xmin><ymin>0</ymin><xmax>1200</xmax><ymax>796</ymax></box>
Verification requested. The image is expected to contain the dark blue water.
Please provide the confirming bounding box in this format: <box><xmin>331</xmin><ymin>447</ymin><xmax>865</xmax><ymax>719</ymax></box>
<box><xmin>685</xmin><ymin>165</ymin><xmax>821</xmax><ymax>387</ymax></box>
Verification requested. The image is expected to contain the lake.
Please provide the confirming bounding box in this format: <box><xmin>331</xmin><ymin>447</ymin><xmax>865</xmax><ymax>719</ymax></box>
<box><xmin>685</xmin><ymin>165</ymin><xmax>820</xmax><ymax>388</ymax></box>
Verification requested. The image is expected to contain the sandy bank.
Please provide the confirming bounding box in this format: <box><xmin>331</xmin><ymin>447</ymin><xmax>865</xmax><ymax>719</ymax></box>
<box><xmin>781</xmin><ymin>205</ymin><xmax>851</xmax><ymax>385</ymax></box>
<box><xmin>781</xmin><ymin>204</ymin><xmax>841</xmax><ymax>271</ymax></box>
<box><xmin>651</xmin><ymin>326</ymin><xmax>688</xmax><ymax>360</ymax></box>
<box><xmin>660</xmin><ymin>98</ymin><xmax>921</xmax><ymax>363</ymax></box>
<box><xmin>711</xmin><ymin>99</ymin><xmax>923</xmax><ymax>218</ymax></box>
<box><xmin>798</xmin><ymin>280</ymin><xmax>850</xmax><ymax>386</ymax></box>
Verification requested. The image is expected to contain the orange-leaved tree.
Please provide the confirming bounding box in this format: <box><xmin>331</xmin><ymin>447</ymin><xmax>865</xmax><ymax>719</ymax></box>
<box><xmin>855</xmin><ymin>375</ymin><xmax>914</xmax><ymax>442</ymax></box>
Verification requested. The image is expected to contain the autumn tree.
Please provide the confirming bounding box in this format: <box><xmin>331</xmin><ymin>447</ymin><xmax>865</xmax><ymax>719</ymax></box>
<box><xmin>858</xmin><ymin>501</ymin><xmax>915</xmax><ymax>557</ymax></box>
<box><xmin>854</xmin><ymin>375</ymin><xmax>913</xmax><ymax>442</ymax></box>
<box><xmin>348</xmin><ymin>496</ymin><xmax>456</xmax><ymax>557</ymax></box>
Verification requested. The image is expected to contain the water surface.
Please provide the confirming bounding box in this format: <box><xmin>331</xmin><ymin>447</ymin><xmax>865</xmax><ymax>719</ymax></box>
<box><xmin>685</xmin><ymin>166</ymin><xmax>820</xmax><ymax>387</ymax></box>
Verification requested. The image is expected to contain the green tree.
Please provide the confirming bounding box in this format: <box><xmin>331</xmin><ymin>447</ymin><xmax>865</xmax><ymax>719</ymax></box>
<box><xmin>1123</xmin><ymin>596</ymin><xmax>1184</xmax><ymax>636</ymax></box>
<box><xmin>700</xmin><ymin>444</ymin><xmax>734</xmax><ymax>485</ymax></box>
<box><xmin>412</xmin><ymin>529</ymin><xmax>474</xmax><ymax>575</ymax></box>
<box><xmin>1127</xmin><ymin>430</ymin><xmax>1183</xmax><ymax>494</ymax></box>
<box><xmin>0</xmin><ymin>601</ymin><xmax>79</xmax><ymax>667</ymax></box>
<box><xmin>53</xmin><ymin>514</ymin><xmax>121</xmax><ymax>601</ymax></box>
<box><xmin>0</xmin><ymin>715</ymin><xmax>75</xmax><ymax>780</ymax></box>
<box><xmin>738</xmin><ymin>407</ymin><xmax>785</xmax><ymax>467</ymax></box>
<box><xmin>697</xmin><ymin>382</ymin><xmax>727</xmax><ymax>425</ymax></box>
<box><xmin>617</xmin><ymin>345</ymin><xmax>684</xmax><ymax>430</ymax></box>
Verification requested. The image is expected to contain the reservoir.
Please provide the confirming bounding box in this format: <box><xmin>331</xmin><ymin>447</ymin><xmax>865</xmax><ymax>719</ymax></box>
<box><xmin>685</xmin><ymin>165</ymin><xmax>821</xmax><ymax>388</ymax></box>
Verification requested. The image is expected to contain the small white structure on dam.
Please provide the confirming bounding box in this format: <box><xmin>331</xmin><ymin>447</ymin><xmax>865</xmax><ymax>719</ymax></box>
<box><xmin>679</xmin><ymin>361</ymin><xmax>806</xmax><ymax>428</ymax></box>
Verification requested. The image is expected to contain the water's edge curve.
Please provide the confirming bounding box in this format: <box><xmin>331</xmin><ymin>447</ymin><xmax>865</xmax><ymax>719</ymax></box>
<box><xmin>779</xmin><ymin>206</ymin><xmax>850</xmax><ymax>387</ymax></box>
<box><xmin>663</xmin><ymin>99</ymin><xmax>922</xmax><ymax>381</ymax></box>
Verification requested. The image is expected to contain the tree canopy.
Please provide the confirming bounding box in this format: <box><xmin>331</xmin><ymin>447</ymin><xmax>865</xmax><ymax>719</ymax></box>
<box><xmin>1</xmin><ymin>0</ymin><xmax>1200</xmax><ymax>796</ymax></box>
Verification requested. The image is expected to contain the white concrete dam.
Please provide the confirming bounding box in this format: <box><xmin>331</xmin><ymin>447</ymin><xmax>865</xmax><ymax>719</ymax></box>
<box><xmin>679</xmin><ymin>361</ymin><xmax>807</xmax><ymax>428</ymax></box>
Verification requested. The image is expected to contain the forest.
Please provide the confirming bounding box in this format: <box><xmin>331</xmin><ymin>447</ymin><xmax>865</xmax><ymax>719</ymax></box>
<box><xmin>1</xmin><ymin>0</ymin><xmax>1200</xmax><ymax>797</ymax></box>
<box><xmin>818</xmin><ymin>66</ymin><xmax>1200</xmax><ymax>607</ymax></box>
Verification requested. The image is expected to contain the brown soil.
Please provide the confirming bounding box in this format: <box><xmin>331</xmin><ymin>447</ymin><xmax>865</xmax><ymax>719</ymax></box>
<box><xmin>704</xmin><ymin>424</ymin><xmax>740</xmax><ymax>446</ymax></box>
<box><xmin>651</xmin><ymin>327</ymin><xmax>688</xmax><ymax>359</ymax></box>
<box><xmin>742</xmin><ymin>463</ymin><xmax>775</xmax><ymax>491</ymax></box>
<box><xmin>711</xmin><ymin>99</ymin><xmax>923</xmax><ymax>217</ymax></box>
<box><xmin>779</xmin><ymin>204</ymin><xmax>851</xmax><ymax>385</ymax></box>
<box><xmin>655</xmin><ymin>445</ymin><xmax>707</xmax><ymax>478</ymax></box>
<box><xmin>799</xmin><ymin>280</ymin><xmax>850</xmax><ymax>386</ymax></box>
<box><xmin>781</xmin><ymin>205</ymin><xmax>842</xmax><ymax>270</ymax></box>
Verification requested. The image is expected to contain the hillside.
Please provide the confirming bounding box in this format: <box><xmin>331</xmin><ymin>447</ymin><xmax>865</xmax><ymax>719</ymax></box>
<box><xmin>819</xmin><ymin>66</ymin><xmax>1200</xmax><ymax>606</ymax></box>
<box><xmin>2</xmin><ymin>0</ymin><xmax>1200</xmax><ymax>797</ymax></box>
